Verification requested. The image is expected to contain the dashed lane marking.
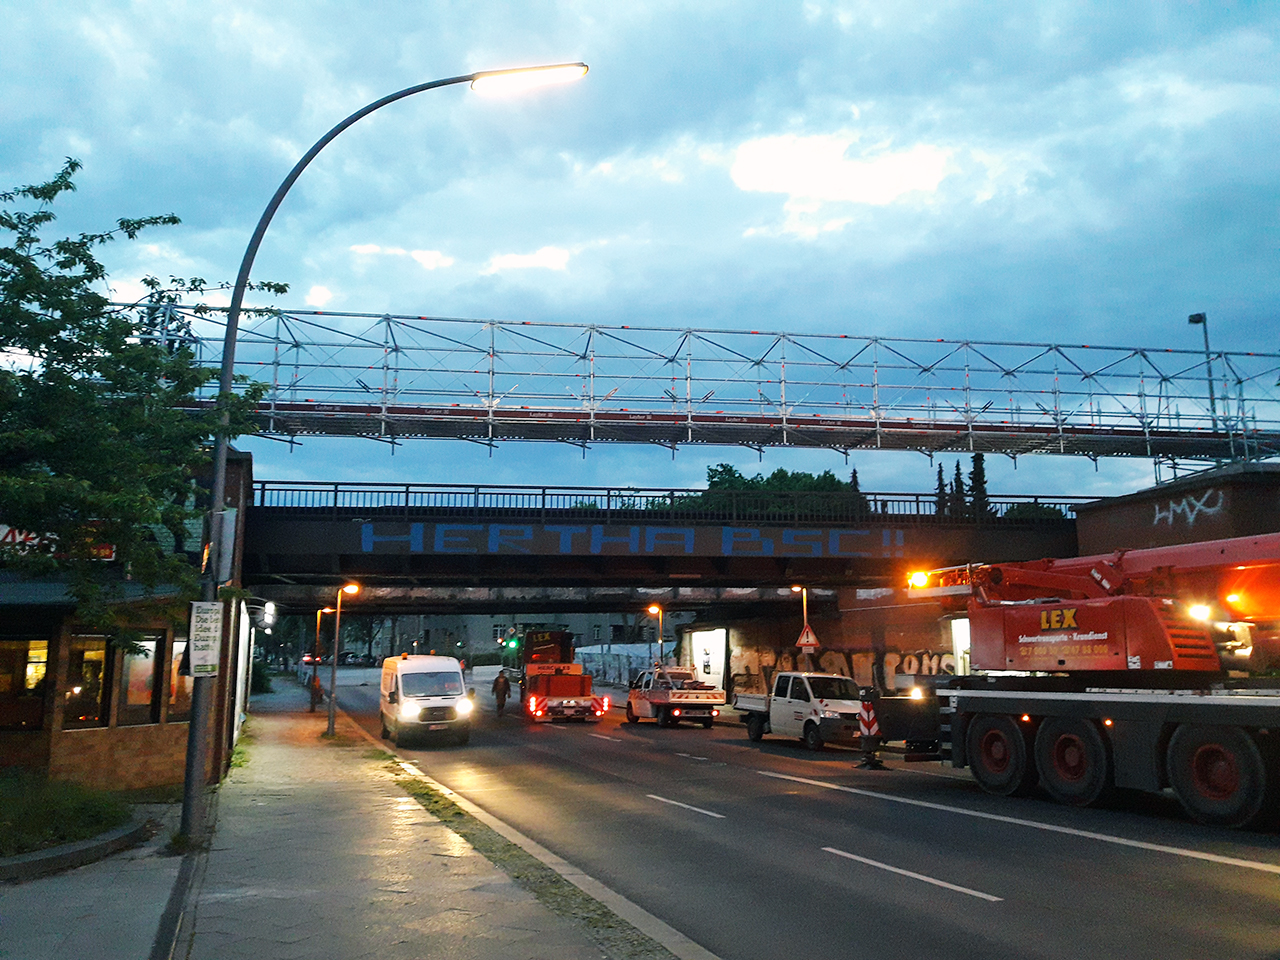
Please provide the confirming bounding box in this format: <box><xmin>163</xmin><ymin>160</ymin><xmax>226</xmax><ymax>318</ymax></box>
<box><xmin>676</xmin><ymin>753</ymin><xmax>709</xmax><ymax>761</ymax></box>
<box><xmin>823</xmin><ymin>847</ymin><xmax>1003</xmax><ymax>902</ymax></box>
<box><xmin>762</xmin><ymin>771</ymin><xmax>1280</xmax><ymax>876</ymax></box>
<box><xmin>647</xmin><ymin>794</ymin><xmax>726</xmax><ymax>819</ymax></box>
<box><xmin>590</xmin><ymin>733</ymin><xmax>623</xmax><ymax>742</ymax></box>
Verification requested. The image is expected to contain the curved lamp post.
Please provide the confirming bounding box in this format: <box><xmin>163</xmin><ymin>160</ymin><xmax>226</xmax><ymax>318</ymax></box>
<box><xmin>181</xmin><ymin>61</ymin><xmax>589</xmax><ymax>840</ymax></box>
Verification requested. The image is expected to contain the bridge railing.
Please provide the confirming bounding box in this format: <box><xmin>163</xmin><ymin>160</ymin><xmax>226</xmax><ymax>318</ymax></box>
<box><xmin>254</xmin><ymin>481</ymin><xmax>1090</xmax><ymax>524</ymax></box>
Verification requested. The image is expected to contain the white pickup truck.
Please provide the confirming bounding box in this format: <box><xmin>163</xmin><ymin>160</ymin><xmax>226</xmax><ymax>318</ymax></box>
<box><xmin>626</xmin><ymin>666</ymin><xmax>726</xmax><ymax>727</ymax></box>
<box><xmin>733</xmin><ymin>671</ymin><xmax>863</xmax><ymax>750</ymax></box>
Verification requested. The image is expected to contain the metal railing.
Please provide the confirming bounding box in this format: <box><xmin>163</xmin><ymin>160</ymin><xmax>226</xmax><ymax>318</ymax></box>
<box><xmin>254</xmin><ymin>480</ymin><xmax>1088</xmax><ymax>524</ymax></box>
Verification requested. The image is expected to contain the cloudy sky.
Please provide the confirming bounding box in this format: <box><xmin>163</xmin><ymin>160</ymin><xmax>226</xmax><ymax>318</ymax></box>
<box><xmin>5</xmin><ymin>1</ymin><xmax>1278</xmax><ymax>499</ymax></box>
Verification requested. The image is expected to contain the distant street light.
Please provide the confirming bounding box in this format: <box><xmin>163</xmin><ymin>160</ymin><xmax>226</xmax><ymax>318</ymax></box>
<box><xmin>1188</xmin><ymin>313</ymin><xmax>1219</xmax><ymax>434</ymax></box>
<box><xmin>181</xmin><ymin>60</ymin><xmax>588</xmax><ymax>840</ymax></box>
<box><xmin>647</xmin><ymin>604</ymin><xmax>663</xmax><ymax>664</ymax></box>
<box><xmin>311</xmin><ymin>606</ymin><xmax>335</xmax><ymax>713</ymax></box>
<box><xmin>327</xmin><ymin>582</ymin><xmax>361</xmax><ymax>736</ymax></box>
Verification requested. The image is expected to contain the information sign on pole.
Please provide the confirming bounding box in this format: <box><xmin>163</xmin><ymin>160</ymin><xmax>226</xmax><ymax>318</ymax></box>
<box><xmin>189</xmin><ymin>601</ymin><xmax>224</xmax><ymax>676</ymax></box>
<box><xmin>796</xmin><ymin>623</ymin><xmax>819</xmax><ymax>649</ymax></box>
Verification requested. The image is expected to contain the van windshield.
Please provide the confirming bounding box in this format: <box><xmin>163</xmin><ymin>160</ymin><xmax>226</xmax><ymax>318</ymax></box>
<box><xmin>807</xmin><ymin>676</ymin><xmax>861</xmax><ymax>702</ymax></box>
<box><xmin>402</xmin><ymin>672</ymin><xmax>463</xmax><ymax>698</ymax></box>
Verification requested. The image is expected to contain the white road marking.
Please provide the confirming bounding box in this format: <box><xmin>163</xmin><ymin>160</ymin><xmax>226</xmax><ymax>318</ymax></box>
<box><xmin>762</xmin><ymin>771</ymin><xmax>1280</xmax><ymax>875</ymax></box>
<box><xmin>676</xmin><ymin>752</ymin><xmax>709</xmax><ymax>761</ymax></box>
<box><xmin>823</xmin><ymin>846</ymin><xmax>1003</xmax><ymax>902</ymax></box>
<box><xmin>647</xmin><ymin>794</ymin><xmax>726</xmax><ymax>819</ymax></box>
<box><xmin>591</xmin><ymin>733</ymin><xmax>622</xmax><ymax>742</ymax></box>
<box><xmin>542</xmin><ymin>723</ymin><xmax>567</xmax><ymax>730</ymax></box>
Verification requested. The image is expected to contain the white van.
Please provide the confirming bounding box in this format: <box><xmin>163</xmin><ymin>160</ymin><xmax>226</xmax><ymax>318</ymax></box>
<box><xmin>379</xmin><ymin>654</ymin><xmax>474</xmax><ymax>746</ymax></box>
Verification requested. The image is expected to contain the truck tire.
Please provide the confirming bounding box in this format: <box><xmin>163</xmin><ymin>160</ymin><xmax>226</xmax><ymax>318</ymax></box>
<box><xmin>803</xmin><ymin>722</ymin><xmax>824</xmax><ymax>752</ymax></box>
<box><xmin>746</xmin><ymin>714</ymin><xmax>765</xmax><ymax>742</ymax></box>
<box><xmin>701</xmin><ymin>718</ymin><xmax>714</xmax><ymax>729</ymax></box>
<box><xmin>1034</xmin><ymin>717</ymin><xmax>1110</xmax><ymax>807</ymax></box>
<box><xmin>966</xmin><ymin>714</ymin><xmax>1036</xmax><ymax>796</ymax></box>
<box><xmin>661</xmin><ymin>708</ymin><xmax>677</xmax><ymax>727</ymax></box>
<box><xmin>1166</xmin><ymin>725</ymin><xmax>1270</xmax><ymax>828</ymax></box>
<box><xmin>626</xmin><ymin>702</ymin><xmax>639</xmax><ymax>723</ymax></box>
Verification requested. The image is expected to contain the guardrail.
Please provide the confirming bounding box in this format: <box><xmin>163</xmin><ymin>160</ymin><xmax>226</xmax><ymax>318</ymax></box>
<box><xmin>254</xmin><ymin>481</ymin><xmax>1089</xmax><ymax>525</ymax></box>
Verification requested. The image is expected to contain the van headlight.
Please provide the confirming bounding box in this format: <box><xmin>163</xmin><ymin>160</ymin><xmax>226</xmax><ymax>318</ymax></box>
<box><xmin>454</xmin><ymin>698</ymin><xmax>473</xmax><ymax>717</ymax></box>
<box><xmin>400</xmin><ymin>701</ymin><xmax>419</xmax><ymax>720</ymax></box>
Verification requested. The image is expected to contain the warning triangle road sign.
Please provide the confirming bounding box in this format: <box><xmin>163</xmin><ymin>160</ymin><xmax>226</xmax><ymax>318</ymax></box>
<box><xmin>796</xmin><ymin>623</ymin><xmax>819</xmax><ymax>648</ymax></box>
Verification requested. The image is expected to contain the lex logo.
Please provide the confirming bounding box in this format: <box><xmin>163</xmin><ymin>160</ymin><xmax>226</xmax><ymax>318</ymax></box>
<box><xmin>1040</xmin><ymin>608</ymin><xmax>1078</xmax><ymax>630</ymax></box>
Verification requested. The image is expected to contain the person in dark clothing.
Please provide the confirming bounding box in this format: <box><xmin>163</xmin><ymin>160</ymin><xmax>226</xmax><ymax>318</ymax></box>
<box><xmin>491</xmin><ymin>670</ymin><xmax>511</xmax><ymax>716</ymax></box>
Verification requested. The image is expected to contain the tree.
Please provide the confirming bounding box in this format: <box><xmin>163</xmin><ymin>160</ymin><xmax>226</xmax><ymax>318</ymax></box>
<box><xmin>847</xmin><ymin>468</ymin><xmax>870</xmax><ymax>516</ymax></box>
<box><xmin>968</xmin><ymin>452</ymin><xmax>994</xmax><ymax>521</ymax></box>
<box><xmin>934</xmin><ymin>463</ymin><xmax>948</xmax><ymax>518</ymax></box>
<box><xmin>948</xmin><ymin>461</ymin><xmax>968</xmax><ymax>520</ymax></box>
<box><xmin>0</xmin><ymin>161</ymin><xmax>275</xmax><ymax>642</ymax></box>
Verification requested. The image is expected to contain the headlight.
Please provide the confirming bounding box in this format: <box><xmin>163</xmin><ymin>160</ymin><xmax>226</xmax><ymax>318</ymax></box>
<box><xmin>399</xmin><ymin>701</ymin><xmax>419</xmax><ymax>720</ymax></box>
<box><xmin>454</xmin><ymin>698</ymin><xmax>473</xmax><ymax>717</ymax></box>
<box><xmin>821</xmin><ymin>710</ymin><xmax>841</xmax><ymax>719</ymax></box>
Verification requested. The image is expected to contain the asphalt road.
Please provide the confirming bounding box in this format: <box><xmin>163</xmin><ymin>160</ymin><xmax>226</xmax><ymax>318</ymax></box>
<box><xmin>333</xmin><ymin>667</ymin><xmax>1280</xmax><ymax>960</ymax></box>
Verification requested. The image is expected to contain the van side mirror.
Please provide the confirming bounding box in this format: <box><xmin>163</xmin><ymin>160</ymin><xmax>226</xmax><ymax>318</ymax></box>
<box><xmin>388</xmin><ymin>690</ymin><xmax>398</xmax><ymax>704</ymax></box>
<box><xmin>467</xmin><ymin>688</ymin><xmax>476</xmax><ymax>699</ymax></box>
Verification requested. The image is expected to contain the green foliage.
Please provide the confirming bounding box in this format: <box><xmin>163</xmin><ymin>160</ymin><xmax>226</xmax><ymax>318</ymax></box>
<box><xmin>1002</xmin><ymin>501</ymin><xmax>1067</xmax><ymax>520</ymax></box>
<box><xmin>0</xmin><ymin>161</ymin><xmax>280</xmax><ymax>643</ymax></box>
<box><xmin>968</xmin><ymin>452</ymin><xmax>993</xmax><ymax>520</ymax></box>
<box><xmin>250</xmin><ymin>659</ymin><xmax>273</xmax><ymax>693</ymax></box>
<box><xmin>0</xmin><ymin>769</ymin><xmax>131</xmax><ymax>857</ymax></box>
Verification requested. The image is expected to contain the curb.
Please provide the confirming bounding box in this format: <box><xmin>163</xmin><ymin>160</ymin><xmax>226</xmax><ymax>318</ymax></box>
<box><xmin>0</xmin><ymin>814</ymin><xmax>151</xmax><ymax>883</ymax></box>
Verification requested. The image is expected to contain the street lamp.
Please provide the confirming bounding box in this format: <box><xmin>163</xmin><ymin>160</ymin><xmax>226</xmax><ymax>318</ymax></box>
<box><xmin>181</xmin><ymin>60</ymin><xmax>588</xmax><ymax>839</ymax></box>
<box><xmin>647</xmin><ymin>604</ymin><xmax>663</xmax><ymax>664</ymax></box>
<box><xmin>1188</xmin><ymin>313</ymin><xmax>1218</xmax><ymax>434</ymax></box>
<box><xmin>792</xmin><ymin>584</ymin><xmax>817</xmax><ymax>668</ymax></box>
<box><xmin>327</xmin><ymin>582</ymin><xmax>360</xmax><ymax>736</ymax></box>
<box><xmin>311</xmin><ymin>606</ymin><xmax>335</xmax><ymax>713</ymax></box>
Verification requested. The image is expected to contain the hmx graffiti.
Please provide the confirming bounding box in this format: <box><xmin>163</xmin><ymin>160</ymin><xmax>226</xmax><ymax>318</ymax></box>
<box><xmin>1153</xmin><ymin>488</ymin><xmax>1224</xmax><ymax>528</ymax></box>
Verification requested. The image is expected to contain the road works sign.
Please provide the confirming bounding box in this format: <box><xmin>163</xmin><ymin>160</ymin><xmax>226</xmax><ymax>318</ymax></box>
<box><xmin>796</xmin><ymin>624</ymin><xmax>819</xmax><ymax>649</ymax></box>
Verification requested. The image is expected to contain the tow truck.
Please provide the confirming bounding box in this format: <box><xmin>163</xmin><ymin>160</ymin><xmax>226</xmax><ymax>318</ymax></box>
<box><xmin>518</xmin><ymin>630</ymin><xmax>609</xmax><ymax>722</ymax></box>
<box><xmin>901</xmin><ymin>531</ymin><xmax>1280</xmax><ymax>827</ymax></box>
<box><xmin>626</xmin><ymin>664</ymin><xmax>726</xmax><ymax>727</ymax></box>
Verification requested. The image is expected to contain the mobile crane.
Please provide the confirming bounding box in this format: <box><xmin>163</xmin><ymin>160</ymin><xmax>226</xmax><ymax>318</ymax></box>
<box><xmin>905</xmin><ymin>532</ymin><xmax>1280</xmax><ymax>827</ymax></box>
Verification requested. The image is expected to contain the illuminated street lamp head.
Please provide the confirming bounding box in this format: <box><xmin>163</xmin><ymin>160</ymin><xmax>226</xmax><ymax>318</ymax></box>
<box><xmin>647</xmin><ymin>604</ymin><xmax>661</xmax><ymax>616</ymax></box>
<box><xmin>470</xmin><ymin>62</ymin><xmax>588</xmax><ymax>96</ymax></box>
<box><xmin>791</xmin><ymin>585</ymin><xmax>803</xmax><ymax>593</ymax></box>
<box><xmin>320</xmin><ymin>606</ymin><xmax>336</xmax><ymax>614</ymax></box>
<box><xmin>341</xmin><ymin>583</ymin><xmax>360</xmax><ymax>596</ymax></box>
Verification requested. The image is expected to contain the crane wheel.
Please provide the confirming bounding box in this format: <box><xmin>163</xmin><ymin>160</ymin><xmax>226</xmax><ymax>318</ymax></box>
<box><xmin>1167</xmin><ymin>725</ymin><xmax>1271</xmax><ymax>828</ymax></box>
<box><xmin>966</xmin><ymin>714</ymin><xmax>1036</xmax><ymax>796</ymax></box>
<box><xmin>1034</xmin><ymin>717</ymin><xmax>1111</xmax><ymax>806</ymax></box>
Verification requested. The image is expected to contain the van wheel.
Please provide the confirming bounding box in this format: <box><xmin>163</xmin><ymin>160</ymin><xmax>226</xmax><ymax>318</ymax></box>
<box><xmin>380</xmin><ymin>717</ymin><xmax>389</xmax><ymax>740</ymax></box>
<box><xmin>803</xmin><ymin>722</ymin><xmax>824</xmax><ymax>752</ymax></box>
<box><xmin>626</xmin><ymin>702</ymin><xmax>638</xmax><ymax>723</ymax></box>
<box><xmin>746</xmin><ymin>715</ymin><xmax>765</xmax><ymax>742</ymax></box>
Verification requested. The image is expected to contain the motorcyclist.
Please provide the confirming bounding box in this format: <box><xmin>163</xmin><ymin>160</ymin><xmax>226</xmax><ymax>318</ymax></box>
<box><xmin>491</xmin><ymin>669</ymin><xmax>511</xmax><ymax>717</ymax></box>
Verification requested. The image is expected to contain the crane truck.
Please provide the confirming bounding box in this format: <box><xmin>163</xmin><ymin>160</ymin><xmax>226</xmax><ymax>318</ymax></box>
<box><xmin>518</xmin><ymin>630</ymin><xmax>609</xmax><ymax>722</ymax></box>
<box><xmin>900</xmin><ymin>531</ymin><xmax>1280</xmax><ymax>827</ymax></box>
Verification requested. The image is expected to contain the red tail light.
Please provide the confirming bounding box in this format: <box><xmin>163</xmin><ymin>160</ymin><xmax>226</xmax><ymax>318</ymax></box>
<box><xmin>712</xmin><ymin>709</ymin><xmax>719</xmax><ymax>717</ymax></box>
<box><xmin>672</xmin><ymin>709</ymin><xmax>681</xmax><ymax>717</ymax></box>
<box><xmin>602</xmin><ymin>697</ymin><xmax>610</xmax><ymax>710</ymax></box>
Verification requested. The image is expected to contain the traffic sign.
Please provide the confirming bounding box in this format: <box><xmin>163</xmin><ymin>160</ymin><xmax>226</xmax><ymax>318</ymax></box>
<box><xmin>796</xmin><ymin>623</ymin><xmax>819</xmax><ymax>648</ymax></box>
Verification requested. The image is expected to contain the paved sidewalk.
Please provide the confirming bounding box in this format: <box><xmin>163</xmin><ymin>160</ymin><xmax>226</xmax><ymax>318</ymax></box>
<box><xmin>0</xmin><ymin>800</ymin><xmax>182</xmax><ymax>960</ymax></box>
<box><xmin>182</xmin><ymin>684</ymin><xmax>607</xmax><ymax>960</ymax></box>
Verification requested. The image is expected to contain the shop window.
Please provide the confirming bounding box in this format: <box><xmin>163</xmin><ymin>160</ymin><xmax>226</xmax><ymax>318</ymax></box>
<box><xmin>169</xmin><ymin>638</ymin><xmax>192</xmax><ymax>722</ymax></box>
<box><xmin>0</xmin><ymin>639</ymin><xmax>49</xmax><ymax>730</ymax></box>
<box><xmin>64</xmin><ymin>637</ymin><xmax>110</xmax><ymax>729</ymax></box>
<box><xmin>117</xmin><ymin>634</ymin><xmax>162</xmax><ymax>726</ymax></box>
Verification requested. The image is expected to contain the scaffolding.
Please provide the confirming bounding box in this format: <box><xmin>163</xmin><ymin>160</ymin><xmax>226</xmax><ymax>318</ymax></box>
<box><xmin>138</xmin><ymin>304</ymin><xmax>1280</xmax><ymax>469</ymax></box>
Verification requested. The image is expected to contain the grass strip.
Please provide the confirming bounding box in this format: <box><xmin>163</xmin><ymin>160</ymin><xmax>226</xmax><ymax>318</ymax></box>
<box><xmin>0</xmin><ymin>771</ymin><xmax>131</xmax><ymax>858</ymax></box>
<box><xmin>396</xmin><ymin>776</ymin><xmax>679</xmax><ymax>960</ymax></box>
